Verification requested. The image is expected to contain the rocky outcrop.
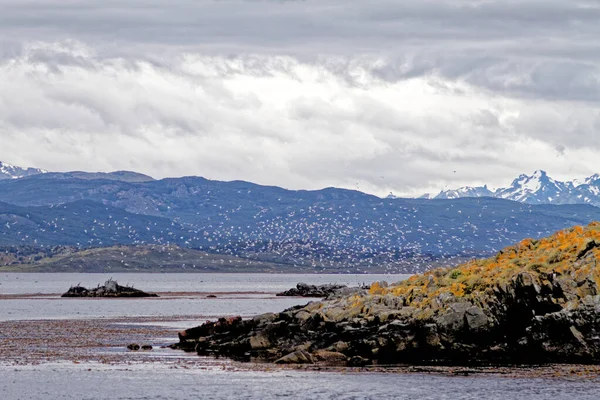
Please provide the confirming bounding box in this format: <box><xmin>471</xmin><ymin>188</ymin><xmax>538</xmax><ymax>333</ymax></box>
<box><xmin>127</xmin><ymin>343</ymin><xmax>153</xmax><ymax>351</ymax></box>
<box><xmin>276</xmin><ymin>283</ymin><xmax>366</xmax><ymax>298</ymax></box>
<box><xmin>61</xmin><ymin>279</ymin><xmax>158</xmax><ymax>298</ymax></box>
<box><xmin>173</xmin><ymin>223</ymin><xmax>600</xmax><ymax>366</ymax></box>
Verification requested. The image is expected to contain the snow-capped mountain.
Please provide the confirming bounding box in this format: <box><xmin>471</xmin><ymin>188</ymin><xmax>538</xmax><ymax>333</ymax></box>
<box><xmin>0</xmin><ymin>161</ymin><xmax>48</xmax><ymax>180</ymax></box>
<box><xmin>428</xmin><ymin>170</ymin><xmax>600</xmax><ymax>206</ymax></box>
<box><xmin>495</xmin><ymin>170</ymin><xmax>571</xmax><ymax>203</ymax></box>
<box><xmin>433</xmin><ymin>185</ymin><xmax>494</xmax><ymax>200</ymax></box>
<box><xmin>573</xmin><ymin>173</ymin><xmax>600</xmax><ymax>188</ymax></box>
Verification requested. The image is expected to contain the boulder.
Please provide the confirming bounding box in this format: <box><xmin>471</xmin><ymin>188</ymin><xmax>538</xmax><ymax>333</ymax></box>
<box><xmin>249</xmin><ymin>333</ymin><xmax>271</xmax><ymax>349</ymax></box>
<box><xmin>312</xmin><ymin>350</ymin><xmax>348</xmax><ymax>364</ymax></box>
<box><xmin>275</xmin><ymin>350</ymin><xmax>314</xmax><ymax>364</ymax></box>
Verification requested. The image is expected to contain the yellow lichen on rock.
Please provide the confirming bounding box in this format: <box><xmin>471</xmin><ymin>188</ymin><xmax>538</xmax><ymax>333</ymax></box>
<box><xmin>374</xmin><ymin>222</ymin><xmax>600</xmax><ymax>307</ymax></box>
<box><xmin>369</xmin><ymin>281</ymin><xmax>387</xmax><ymax>296</ymax></box>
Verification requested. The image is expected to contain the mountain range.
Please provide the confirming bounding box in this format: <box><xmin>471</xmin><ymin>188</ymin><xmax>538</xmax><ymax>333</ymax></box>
<box><xmin>423</xmin><ymin>170</ymin><xmax>600</xmax><ymax>206</ymax></box>
<box><xmin>2</xmin><ymin>162</ymin><xmax>600</xmax><ymax>272</ymax></box>
<box><xmin>0</xmin><ymin>161</ymin><xmax>47</xmax><ymax>180</ymax></box>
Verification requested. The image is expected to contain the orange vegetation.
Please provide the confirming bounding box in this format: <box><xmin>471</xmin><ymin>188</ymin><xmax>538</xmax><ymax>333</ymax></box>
<box><xmin>370</xmin><ymin>222</ymin><xmax>600</xmax><ymax>306</ymax></box>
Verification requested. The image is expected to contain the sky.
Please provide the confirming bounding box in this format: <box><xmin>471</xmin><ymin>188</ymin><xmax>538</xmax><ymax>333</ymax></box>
<box><xmin>2</xmin><ymin>0</ymin><xmax>600</xmax><ymax>197</ymax></box>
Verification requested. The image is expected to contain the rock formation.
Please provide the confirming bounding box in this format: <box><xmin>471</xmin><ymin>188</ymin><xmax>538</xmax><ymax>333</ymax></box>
<box><xmin>61</xmin><ymin>279</ymin><xmax>158</xmax><ymax>298</ymax></box>
<box><xmin>276</xmin><ymin>283</ymin><xmax>364</xmax><ymax>298</ymax></box>
<box><xmin>173</xmin><ymin>223</ymin><xmax>600</xmax><ymax>366</ymax></box>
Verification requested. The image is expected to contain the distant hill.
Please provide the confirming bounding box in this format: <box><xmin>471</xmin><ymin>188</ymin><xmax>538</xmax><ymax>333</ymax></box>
<box><xmin>0</xmin><ymin>200</ymin><xmax>185</xmax><ymax>247</ymax></box>
<box><xmin>0</xmin><ymin>160</ymin><xmax>154</xmax><ymax>183</ymax></box>
<box><xmin>44</xmin><ymin>171</ymin><xmax>155</xmax><ymax>183</ymax></box>
<box><xmin>0</xmin><ymin>245</ymin><xmax>294</xmax><ymax>273</ymax></box>
<box><xmin>3</xmin><ymin>171</ymin><xmax>600</xmax><ymax>272</ymax></box>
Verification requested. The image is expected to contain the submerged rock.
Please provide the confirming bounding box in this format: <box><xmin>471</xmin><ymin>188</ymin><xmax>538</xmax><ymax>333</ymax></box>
<box><xmin>173</xmin><ymin>223</ymin><xmax>600</xmax><ymax>366</ymax></box>
<box><xmin>61</xmin><ymin>279</ymin><xmax>158</xmax><ymax>298</ymax></box>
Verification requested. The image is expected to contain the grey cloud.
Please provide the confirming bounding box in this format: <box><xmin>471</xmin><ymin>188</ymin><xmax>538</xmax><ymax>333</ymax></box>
<box><xmin>4</xmin><ymin>1</ymin><xmax>600</xmax><ymax>96</ymax></box>
<box><xmin>0</xmin><ymin>1</ymin><xmax>598</xmax><ymax>50</ymax></box>
<box><xmin>2</xmin><ymin>1</ymin><xmax>600</xmax><ymax>196</ymax></box>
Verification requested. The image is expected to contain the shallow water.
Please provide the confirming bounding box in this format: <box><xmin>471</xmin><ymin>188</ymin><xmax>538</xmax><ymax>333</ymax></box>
<box><xmin>0</xmin><ymin>272</ymin><xmax>405</xmax><ymax>295</ymax></box>
<box><xmin>2</xmin><ymin>273</ymin><xmax>600</xmax><ymax>399</ymax></box>
<box><xmin>0</xmin><ymin>273</ymin><xmax>408</xmax><ymax>321</ymax></box>
<box><xmin>0</xmin><ymin>296</ymin><xmax>310</xmax><ymax>321</ymax></box>
<box><xmin>2</xmin><ymin>363</ymin><xmax>600</xmax><ymax>400</ymax></box>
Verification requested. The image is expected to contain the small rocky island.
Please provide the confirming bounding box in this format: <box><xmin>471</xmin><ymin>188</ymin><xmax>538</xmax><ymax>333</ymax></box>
<box><xmin>62</xmin><ymin>279</ymin><xmax>158</xmax><ymax>298</ymax></box>
<box><xmin>276</xmin><ymin>283</ymin><xmax>368</xmax><ymax>298</ymax></box>
<box><xmin>174</xmin><ymin>223</ymin><xmax>600</xmax><ymax>366</ymax></box>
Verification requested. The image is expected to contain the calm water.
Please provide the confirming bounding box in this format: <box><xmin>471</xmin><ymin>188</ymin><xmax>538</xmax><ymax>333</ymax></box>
<box><xmin>2</xmin><ymin>273</ymin><xmax>600</xmax><ymax>399</ymax></box>
<box><xmin>0</xmin><ymin>273</ymin><xmax>408</xmax><ymax>321</ymax></box>
<box><xmin>2</xmin><ymin>363</ymin><xmax>600</xmax><ymax>400</ymax></box>
<box><xmin>0</xmin><ymin>273</ymin><xmax>404</xmax><ymax>295</ymax></box>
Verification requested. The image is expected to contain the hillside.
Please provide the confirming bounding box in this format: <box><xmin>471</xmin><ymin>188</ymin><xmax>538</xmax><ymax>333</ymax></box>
<box><xmin>0</xmin><ymin>200</ymin><xmax>187</xmax><ymax>247</ymax></box>
<box><xmin>368</xmin><ymin>222</ymin><xmax>600</xmax><ymax>304</ymax></box>
<box><xmin>4</xmin><ymin>173</ymin><xmax>600</xmax><ymax>271</ymax></box>
<box><xmin>0</xmin><ymin>245</ymin><xmax>292</xmax><ymax>273</ymax></box>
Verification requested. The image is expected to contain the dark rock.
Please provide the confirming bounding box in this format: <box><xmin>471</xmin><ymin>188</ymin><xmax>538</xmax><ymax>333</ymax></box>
<box><xmin>312</xmin><ymin>350</ymin><xmax>348</xmax><ymax>364</ymax></box>
<box><xmin>276</xmin><ymin>283</ymin><xmax>355</xmax><ymax>298</ymax></box>
<box><xmin>348</xmin><ymin>356</ymin><xmax>370</xmax><ymax>367</ymax></box>
<box><xmin>62</xmin><ymin>279</ymin><xmax>158</xmax><ymax>298</ymax></box>
<box><xmin>465</xmin><ymin>306</ymin><xmax>489</xmax><ymax>332</ymax></box>
<box><xmin>178</xmin><ymin>316</ymin><xmax>243</xmax><ymax>342</ymax></box>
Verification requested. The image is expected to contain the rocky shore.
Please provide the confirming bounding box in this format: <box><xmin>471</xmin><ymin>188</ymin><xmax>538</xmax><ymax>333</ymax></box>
<box><xmin>174</xmin><ymin>223</ymin><xmax>600</xmax><ymax>366</ymax></box>
<box><xmin>62</xmin><ymin>279</ymin><xmax>158</xmax><ymax>298</ymax></box>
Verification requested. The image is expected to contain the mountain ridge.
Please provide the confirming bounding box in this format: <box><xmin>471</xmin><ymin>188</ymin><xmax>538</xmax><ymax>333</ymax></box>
<box><xmin>3</xmin><ymin>180</ymin><xmax>600</xmax><ymax>272</ymax></box>
<box><xmin>5</xmin><ymin>160</ymin><xmax>600</xmax><ymax>207</ymax></box>
<box><xmin>0</xmin><ymin>161</ymin><xmax>47</xmax><ymax>180</ymax></box>
<box><xmin>0</xmin><ymin>161</ymin><xmax>154</xmax><ymax>183</ymax></box>
<box><xmin>4</xmin><ymin>162</ymin><xmax>600</xmax><ymax>272</ymax></box>
<box><xmin>427</xmin><ymin>170</ymin><xmax>600</xmax><ymax>206</ymax></box>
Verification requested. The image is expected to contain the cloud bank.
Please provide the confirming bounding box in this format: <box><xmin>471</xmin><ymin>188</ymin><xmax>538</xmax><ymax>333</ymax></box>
<box><xmin>2</xmin><ymin>0</ymin><xmax>600</xmax><ymax>196</ymax></box>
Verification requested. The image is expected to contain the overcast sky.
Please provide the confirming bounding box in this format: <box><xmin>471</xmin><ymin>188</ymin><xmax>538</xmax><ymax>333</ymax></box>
<box><xmin>2</xmin><ymin>0</ymin><xmax>600</xmax><ymax>196</ymax></box>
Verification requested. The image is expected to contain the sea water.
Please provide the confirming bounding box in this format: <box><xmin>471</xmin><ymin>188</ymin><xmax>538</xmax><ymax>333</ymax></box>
<box><xmin>0</xmin><ymin>273</ymin><xmax>406</xmax><ymax>321</ymax></box>
<box><xmin>1</xmin><ymin>273</ymin><xmax>600</xmax><ymax>400</ymax></box>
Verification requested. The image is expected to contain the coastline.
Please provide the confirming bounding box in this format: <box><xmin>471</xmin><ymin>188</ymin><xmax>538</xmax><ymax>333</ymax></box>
<box><xmin>3</xmin><ymin>312</ymin><xmax>600</xmax><ymax>380</ymax></box>
<box><xmin>0</xmin><ymin>292</ymin><xmax>599</xmax><ymax>380</ymax></box>
<box><xmin>2</xmin><ymin>264</ymin><xmax>600</xmax><ymax>386</ymax></box>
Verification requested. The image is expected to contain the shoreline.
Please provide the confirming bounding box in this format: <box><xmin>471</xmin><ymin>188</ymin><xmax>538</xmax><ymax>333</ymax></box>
<box><xmin>1</xmin><ymin>313</ymin><xmax>600</xmax><ymax>380</ymax></box>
